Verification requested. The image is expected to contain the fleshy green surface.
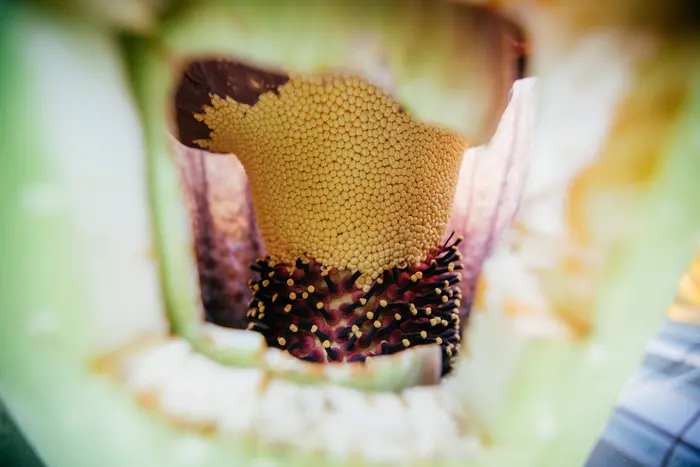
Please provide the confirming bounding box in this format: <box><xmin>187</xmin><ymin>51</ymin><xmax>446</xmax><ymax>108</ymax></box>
<box><xmin>125</xmin><ymin>34</ymin><xmax>205</xmax><ymax>344</ymax></box>
<box><xmin>1</xmin><ymin>2</ymin><xmax>700</xmax><ymax>467</ymax></box>
<box><xmin>530</xmin><ymin>55</ymin><xmax>700</xmax><ymax>465</ymax></box>
<box><xmin>0</xmin><ymin>7</ymin><xmax>321</xmax><ymax>467</ymax></box>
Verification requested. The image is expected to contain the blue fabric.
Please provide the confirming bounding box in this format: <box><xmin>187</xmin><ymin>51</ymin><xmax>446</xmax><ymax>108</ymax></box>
<box><xmin>586</xmin><ymin>321</ymin><xmax>700</xmax><ymax>467</ymax></box>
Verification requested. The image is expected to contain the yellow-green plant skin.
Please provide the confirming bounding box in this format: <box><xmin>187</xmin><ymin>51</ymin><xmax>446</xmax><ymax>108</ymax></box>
<box><xmin>2</xmin><ymin>2</ymin><xmax>700</xmax><ymax>467</ymax></box>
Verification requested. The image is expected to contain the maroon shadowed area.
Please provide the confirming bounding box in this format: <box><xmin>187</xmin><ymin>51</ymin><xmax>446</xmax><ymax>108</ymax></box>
<box><xmin>176</xmin><ymin>144</ymin><xmax>265</xmax><ymax>329</ymax></box>
<box><xmin>175</xmin><ymin>60</ymin><xmax>289</xmax><ymax>151</ymax></box>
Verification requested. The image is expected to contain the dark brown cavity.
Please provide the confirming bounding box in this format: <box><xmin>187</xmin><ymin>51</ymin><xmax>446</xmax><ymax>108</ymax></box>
<box><xmin>174</xmin><ymin>59</ymin><xmax>290</xmax><ymax>150</ymax></box>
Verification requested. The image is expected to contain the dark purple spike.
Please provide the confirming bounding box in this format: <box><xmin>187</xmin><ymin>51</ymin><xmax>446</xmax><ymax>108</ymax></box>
<box><xmin>323</xmin><ymin>274</ymin><xmax>338</xmax><ymax>294</ymax></box>
<box><xmin>325</xmin><ymin>346</ymin><xmax>342</xmax><ymax>362</ymax></box>
<box><xmin>344</xmin><ymin>270</ymin><xmax>362</xmax><ymax>290</ymax></box>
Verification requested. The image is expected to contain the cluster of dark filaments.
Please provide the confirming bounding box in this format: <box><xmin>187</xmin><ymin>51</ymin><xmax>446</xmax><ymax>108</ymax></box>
<box><xmin>247</xmin><ymin>234</ymin><xmax>464</xmax><ymax>376</ymax></box>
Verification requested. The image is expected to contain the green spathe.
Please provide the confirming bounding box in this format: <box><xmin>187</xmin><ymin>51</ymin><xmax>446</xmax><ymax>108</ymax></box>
<box><xmin>1</xmin><ymin>2</ymin><xmax>699</xmax><ymax>467</ymax></box>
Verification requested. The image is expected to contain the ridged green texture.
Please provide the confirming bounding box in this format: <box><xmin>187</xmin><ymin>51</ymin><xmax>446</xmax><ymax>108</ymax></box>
<box><xmin>123</xmin><ymin>35</ymin><xmax>204</xmax><ymax>343</ymax></box>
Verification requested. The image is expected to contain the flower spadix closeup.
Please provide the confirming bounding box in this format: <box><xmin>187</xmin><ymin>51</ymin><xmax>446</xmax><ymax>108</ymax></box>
<box><xmin>1</xmin><ymin>1</ymin><xmax>700</xmax><ymax>467</ymax></box>
<box><xmin>175</xmin><ymin>62</ymin><xmax>470</xmax><ymax>374</ymax></box>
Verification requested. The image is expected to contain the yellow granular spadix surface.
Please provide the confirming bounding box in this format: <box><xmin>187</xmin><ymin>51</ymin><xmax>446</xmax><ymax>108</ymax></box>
<box><xmin>194</xmin><ymin>75</ymin><xmax>467</xmax><ymax>279</ymax></box>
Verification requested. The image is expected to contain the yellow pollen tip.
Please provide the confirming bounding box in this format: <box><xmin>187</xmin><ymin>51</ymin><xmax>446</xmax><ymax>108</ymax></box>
<box><xmin>420</xmin><ymin>331</ymin><xmax>427</xmax><ymax>339</ymax></box>
<box><xmin>311</xmin><ymin>325</ymin><xmax>318</xmax><ymax>333</ymax></box>
<box><xmin>359</xmin><ymin>298</ymin><xmax>367</xmax><ymax>306</ymax></box>
<box><xmin>366</xmin><ymin>311</ymin><xmax>374</xmax><ymax>320</ymax></box>
<box><xmin>307</xmin><ymin>285</ymin><xmax>315</xmax><ymax>293</ymax></box>
<box><xmin>289</xmin><ymin>292</ymin><xmax>297</xmax><ymax>300</ymax></box>
<box><xmin>379</xmin><ymin>299</ymin><xmax>388</xmax><ymax>308</ymax></box>
<box><xmin>278</xmin><ymin>337</ymin><xmax>287</xmax><ymax>346</ymax></box>
<box><xmin>272</xmin><ymin>293</ymin><xmax>278</xmax><ymax>303</ymax></box>
<box><xmin>323</xmin><ymin>340</ymin><xmax>331</xmax><ymax>348</ymax></box>
<box><xmin>402</xmin><ymin>339</ymin><xmax>410</xmax><ymax>347</ymax></box>
<box><xmin>284</xmin><ymin>304</ymin><xmax>292</xmax><ymax>313</ymax></box>
<box><xmin>374</xmin><ymin>320</ymin><xmax>382</xmax><ymax>329</ymax></box>
<box><xmin>286</xmin><ymin>279</ymin><xmax>294</xmax><ymax>286</ymax></box>
<box><xmin>316</xmin><ymin>302</ymin><xmax>324</xmax><ymax>310</ymax></box>
<box><xmin>289</xmin><ymin>324</ymin><xmax>298</xmax><ymax>332</ymax></box>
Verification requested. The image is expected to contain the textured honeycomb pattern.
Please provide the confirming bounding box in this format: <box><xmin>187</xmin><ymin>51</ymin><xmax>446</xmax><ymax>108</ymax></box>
<box><xmin>193</xmin><ymin>75</ymin><xmax>466</xmax><ymax>280</ymax></box>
